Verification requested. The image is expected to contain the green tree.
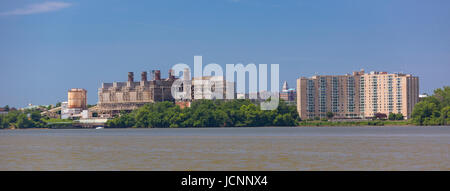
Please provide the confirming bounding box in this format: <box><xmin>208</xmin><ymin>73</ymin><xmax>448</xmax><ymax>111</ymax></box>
<box><xmin>441</xmin><ymin>106</ymin><xmax>450</xmax><ymax>125</ymax></box>
<box><xmin>16</xmin><ymin>113</ymin><xmax>33</xmax><ymax>129</ymax></box>
<box><xmin>388</xmin><ymin>113</ymin><xmax>404</xmax><ymax>120</ymax></box>
<box><xmin>395</xmin><ymin>113</ymin><xmax>404</xmax><ymax>120</ymax></box>
<box><xmin>106</xmin><ymin>99</ymin><xmax>302</xmax><ymax>128</ymax></box>
<box><xmin>326</xmin><ymin>112</ymin><xmax>334</xmax><ymax>119</ymax></box>
<box><xmin>433</xmin><ymin>86</ymin><xmax>450</xmax><ymax>108</ymax></box>
<box><xmin>0</xmin><ymin>115</ymin><xmax>4</xmax><ymax>129</ymax></box>
<box><xmin>4</xmin><ymin>110</ymin><xmax>20</xmax><ymax>126</ymax></box>
<box><xmin>30</xmin><ymin>111</ymin><xmax>41</xmax><ymax>122</ymax></box>
<box><xmin>412</xmin><ymin>101</ymin><xmax>440</xmax><ymax>125</ymax></box>
<box><xmin>273</xmin><ymin>113</ymin><xmax>297</xmax><ymax>126</ymax></box>
<box><xmin>388</xmin><ymin>113</ymin><xmax>396</xmax><ymax>120</ymax></box>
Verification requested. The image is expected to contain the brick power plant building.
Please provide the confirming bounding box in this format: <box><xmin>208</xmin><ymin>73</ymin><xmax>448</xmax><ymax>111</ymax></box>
<box><xmin>296</xmin><ymin>70</ymin><xmax>419</xmax><ymax>120</ymax></box>
<box><xmin>95</xmin><ymin>68</ymin><xmax>236</xmax><ymax>117</ymax></box>
<box><xmin>96</xmin><ymin>70</ymin><xmax>177</xmax><ymax>116</ymax></box>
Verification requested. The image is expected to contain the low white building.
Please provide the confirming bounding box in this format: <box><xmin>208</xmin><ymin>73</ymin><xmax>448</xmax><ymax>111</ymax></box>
<box><xmin>61</xmin><ymin>102</ymin><xmax>83</xmax><ymax>119</ymax></box>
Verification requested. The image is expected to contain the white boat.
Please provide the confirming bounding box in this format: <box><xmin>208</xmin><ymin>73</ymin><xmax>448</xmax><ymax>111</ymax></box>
<box><xmin>95</xmin><ymin>127</ymin><xmax>104</xmax><ymax>130</ymax></box>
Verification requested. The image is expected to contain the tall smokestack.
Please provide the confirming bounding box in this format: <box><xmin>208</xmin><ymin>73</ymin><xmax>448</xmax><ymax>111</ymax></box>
<box><xmin>155</xmin><ymin>70</ymin><xmax>161</xmax><ymax>80</ymax></box>
<box><xmin>168</xmin><ymin>69</ymin><xmax>174</xmax><ymax>79</ymax></box>
<box><xmin>141</xmin><ymin>71</ymin><xmax>147</xmax><ymax>82</ymax></box>
<box><xmin>128</xmin><ymin>72</ymin><xmax>134</xmax><ymax>82</ymax></box>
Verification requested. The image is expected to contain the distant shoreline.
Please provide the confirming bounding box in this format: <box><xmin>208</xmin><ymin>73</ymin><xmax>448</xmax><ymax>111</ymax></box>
<box><xmin>2</xmin><ymin>125</ymin><xmax>449</xmax><ymax>130</ymax></box>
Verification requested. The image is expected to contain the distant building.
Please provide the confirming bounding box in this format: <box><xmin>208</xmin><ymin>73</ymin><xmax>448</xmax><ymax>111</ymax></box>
<box><xmin>280</xmin><ymin>81</ymin><xmax>296</xmax><ymax>106</ymax></box>
<box><xmin>0</xmin><ymin>108</ymin><xmax>8</xmax><ymax>115</ymax></box>
<box><xmin>236</xmin><ymin>93</ymin><xmax>246</xmax><ymax>99</ymax></box>
<box><xmin>173</xmin><ymin>68</ymin><xmax>236</xmax><ymax>105</ymax></box>
<box><xmin>61</xmin><ymin>88</ymin><xmax>88</xmax><ymax>119</ymax></box>
<box><xmin>191</xmin><ymin>76</ymin><xmax>236</xmax><ymax>100</ymax></box>
<box><xmin>297</xmin><ymin>70</ymin><xmax>419</xmax><ymax>119</ymax></box>
<box><xmin>96</xmin><ymin>70</ymin><xmax>177</xmax><ymax>117</ymax></box>
<box><xmin>419</xmin><ymin>94</ymin><xmax>429</xmax><ymax>102</ymax></box>
<box><xmin>21</xmin><ymin>103</ymin><xmax>40</xmax><ymax>111</ymax></box>
<box><xmin>230</xmin><ymin>92</ymin><xmax>267</xmax><ymax>104</ymax></box>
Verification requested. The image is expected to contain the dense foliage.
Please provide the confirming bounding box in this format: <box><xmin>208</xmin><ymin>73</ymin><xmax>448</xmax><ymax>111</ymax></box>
<box><xmin>0</xmin><ymin>108</ymin><xmax>47</xmax><ymax>129</ymax></box>
<box><xmin>388</xmin><ymin>113</ymin><xmax>404</xmax><ymax>121</ymax></box>
<box><xmin>411</xmin><ymin>86</ymin><xmax>450</xmax><ymax>125</ymax></box>
<box><xmin>107</xmin><ymin>99</ymin><xmax>300</xmax><ymax>128</ymax></box>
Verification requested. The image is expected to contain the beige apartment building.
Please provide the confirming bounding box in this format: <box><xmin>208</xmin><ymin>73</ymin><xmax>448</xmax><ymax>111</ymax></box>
<box><xmin>297</xmin><ymin>70</ymin><xmax>419</xmax><ymax>119</ymax></box>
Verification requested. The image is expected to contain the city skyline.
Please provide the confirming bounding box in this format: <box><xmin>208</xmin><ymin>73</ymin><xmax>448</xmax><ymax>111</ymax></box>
<box><xmin>1</xmin><ymin>0</ymin><xmax>450</xmax><ymax>107</ymax></box>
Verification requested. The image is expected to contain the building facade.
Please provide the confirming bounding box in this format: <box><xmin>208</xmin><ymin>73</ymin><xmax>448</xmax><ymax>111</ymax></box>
<box><xmin>191</xmin><ymin>76</ymin><xmax>235</xmax><ymax>100</ymax></box>
<box><xmin>96</xmin><ymin>70</ymin><xmax>177</xmax><ymax>116</ymax></box>
<box><xmin>280</xmin><ymin>81</ymin><xmax>297</xmax><ymax>106</ymax></box>
<box><xmin>174</xmin><ymin>68</ymin><xmax>236</xmax><ymax>103</ymax></box>
<box><xmin>297</xmin><ymin>70</ymin><xmax>419</xmax><ymax>119</ymax></box>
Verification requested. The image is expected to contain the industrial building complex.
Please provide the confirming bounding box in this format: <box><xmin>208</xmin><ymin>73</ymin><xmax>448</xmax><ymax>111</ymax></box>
<box><xmin>93</xmin><ymin>69</ymin><xmax>236</xmax><ymax>117</ymax></box>
<box><xmin>95</xmin><ymin>70</ymin><xmax>177</xmax><ymax>117</ymax></box>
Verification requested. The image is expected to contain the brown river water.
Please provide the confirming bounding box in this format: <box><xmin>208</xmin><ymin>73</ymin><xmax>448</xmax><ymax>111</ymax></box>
<box><xmin>0</xmin><ymin>126</ymin><xmax>449</xmax><ymax>170</ymax></box>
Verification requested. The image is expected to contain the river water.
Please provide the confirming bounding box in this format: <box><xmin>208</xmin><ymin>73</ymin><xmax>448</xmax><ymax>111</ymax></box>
<box><xmin>0</xmin><ymin>126</ymin><xmax>449</xmax><ymax>170</ymax></box>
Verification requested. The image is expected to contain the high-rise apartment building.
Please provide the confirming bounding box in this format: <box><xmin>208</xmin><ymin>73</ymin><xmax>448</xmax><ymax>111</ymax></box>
<box><xmin>297</xmin><ymin>70</ymin><xmax>419</xmax><ymax>119</ymax></box>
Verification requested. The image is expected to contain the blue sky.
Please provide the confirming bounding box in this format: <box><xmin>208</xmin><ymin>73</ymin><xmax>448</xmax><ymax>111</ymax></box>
<box><xmin>0</xmin><ymin>0</ymin><xmax>449</xmax><ymax>107</ymax></box>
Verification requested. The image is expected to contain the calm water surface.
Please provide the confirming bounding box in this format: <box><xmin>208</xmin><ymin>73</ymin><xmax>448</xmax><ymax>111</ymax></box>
<box><xmin>1</xmin><ymin>126</ymin><xmax>449</xmax><ymax>170</ymax></box>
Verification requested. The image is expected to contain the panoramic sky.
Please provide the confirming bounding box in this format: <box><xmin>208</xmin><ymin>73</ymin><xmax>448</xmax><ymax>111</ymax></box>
<box><xmin>0</xmin><ymin>0</ymin><xmax>449</xmax><ymax>107</ymax></box>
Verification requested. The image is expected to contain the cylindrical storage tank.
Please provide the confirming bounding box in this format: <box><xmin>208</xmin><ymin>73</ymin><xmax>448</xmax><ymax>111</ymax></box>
<box><xmin>68</xmin><ymin>88</ymin><xmax>87</xmax><ymax>109</ymax></box>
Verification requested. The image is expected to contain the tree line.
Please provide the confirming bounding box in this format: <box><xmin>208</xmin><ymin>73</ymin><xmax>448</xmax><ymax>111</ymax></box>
<box><xmin>1</xmin><ymin>86</ymin><xmax>449</xmax><ymax>129</ymax></box>
<box><xmin>0</xmin><ymin>109</ymin><xmax>47</xmax><ymax>129</ymax></box>
<box><xmin>411</xmin><ymin>86</ymin><xmax>450</xmax><ymax>125</ymax></box>
<box><xmin>107</xmin><ymin>99</ymin><xmax>300</xmax><ymax>128</ymax></box>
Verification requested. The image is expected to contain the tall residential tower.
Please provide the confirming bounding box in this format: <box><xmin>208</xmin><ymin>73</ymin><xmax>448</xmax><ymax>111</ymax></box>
<box><xmin>296</xmin><ymin>70</ymin><xmax>419</xmax><ymax>119</ymax></box>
